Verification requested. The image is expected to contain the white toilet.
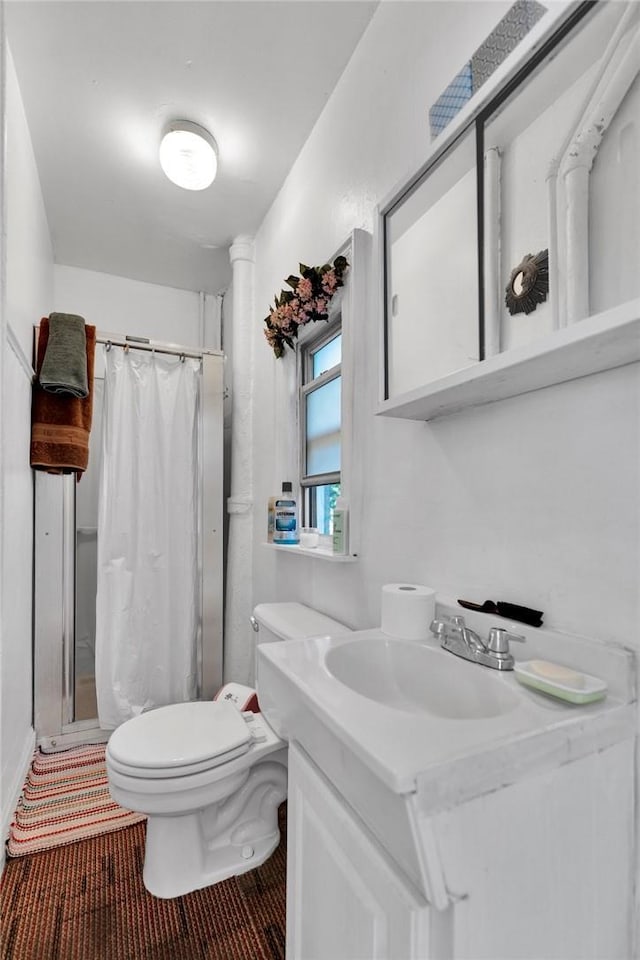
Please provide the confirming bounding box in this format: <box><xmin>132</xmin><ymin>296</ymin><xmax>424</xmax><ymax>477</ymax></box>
<box><xmin>106</xmin><ymin>602</ymin><xmax>350</xmax><ymax>898</ymax></box>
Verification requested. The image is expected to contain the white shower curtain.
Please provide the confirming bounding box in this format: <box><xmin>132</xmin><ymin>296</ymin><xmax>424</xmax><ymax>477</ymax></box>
<box><xmin>95</xmin><ymin>347</ymin><xmax>201</xmax><ymax>729</ymax></box>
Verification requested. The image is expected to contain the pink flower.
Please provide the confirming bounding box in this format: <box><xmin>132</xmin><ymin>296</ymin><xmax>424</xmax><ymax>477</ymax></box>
<box><xmin>297</xmin><ymin>277</ymin><xmax>313</xmax><ymax>301</ymax></box>
<box><xmin>265</xmin><ymin>257</ymin><xmax>348</xmax><ymax>358</ymax></box>
<box><xmin>321</xmin><ymin>270</ymin><xmax>338</xmax><ymax>294</ymax></box>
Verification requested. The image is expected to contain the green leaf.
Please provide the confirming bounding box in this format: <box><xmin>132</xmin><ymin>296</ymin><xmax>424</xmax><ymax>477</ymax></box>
<box><xmin>285</xmin><ymin>274</ymin><xmax>299</xmax><ymax>290</ymax></box>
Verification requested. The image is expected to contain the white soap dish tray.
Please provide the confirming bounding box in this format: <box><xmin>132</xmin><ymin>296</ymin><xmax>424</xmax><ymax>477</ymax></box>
<box><xmin>514</xmin><ymin>659</ymin><xmax>607</xmax><ymax>705</ymax></box>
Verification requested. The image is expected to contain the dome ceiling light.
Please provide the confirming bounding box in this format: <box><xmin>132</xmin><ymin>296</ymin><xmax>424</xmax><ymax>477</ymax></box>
<box><xmin>159</xmin><ymin>120</ymin><xmax>218</xmax><ymax>191</ymax></box>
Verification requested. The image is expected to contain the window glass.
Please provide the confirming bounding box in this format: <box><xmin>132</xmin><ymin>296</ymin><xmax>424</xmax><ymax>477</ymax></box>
<box><xmin>305</xmin><ymin>377</ymin><xmax>341</xmax><ymax>476</ymax></box>
<box><xmin>312</xmin><ymin>334</ymin><xmax>342</xmax><ymax>378</ymax></box>
<box><xmin>308</xmin><ymin>482</ymin><xmax>341</xmax><ymax>535</ymax></box>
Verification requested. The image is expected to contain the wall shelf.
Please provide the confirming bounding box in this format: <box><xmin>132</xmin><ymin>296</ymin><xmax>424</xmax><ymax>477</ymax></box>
<box><xmin>376</xmin><ymin>299</ymin><xmax>640</xmax><ymax>422</ymax></box>
<box><xmin>262</xmin><ymin>543</ymin><xmax>358</xmax><ymax>562</ymax></box>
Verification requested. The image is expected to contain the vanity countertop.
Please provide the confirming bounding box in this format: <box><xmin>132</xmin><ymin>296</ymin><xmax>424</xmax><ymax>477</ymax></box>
<box><xmin>257</xmin><ymin>612</ymin><xmax>636</xmax><ymax>805</ymax></box>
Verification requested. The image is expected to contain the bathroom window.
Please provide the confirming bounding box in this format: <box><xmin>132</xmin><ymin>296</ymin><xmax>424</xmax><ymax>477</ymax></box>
<box><xmin>299</xmin><ymin>322</ymin><xmax>342</xmax><ymax>535</ymax></box>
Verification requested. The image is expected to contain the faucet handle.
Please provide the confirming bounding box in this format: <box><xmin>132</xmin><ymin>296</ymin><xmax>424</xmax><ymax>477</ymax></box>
<box><xmin>487</xmin><ymin>627</ymin><xmax>526</xmax><ymax>655</ymax></box>
<box><xmin>430</xmin><ymin>615</ymin><xmax>464</xmax><ymax>639</ymax></box>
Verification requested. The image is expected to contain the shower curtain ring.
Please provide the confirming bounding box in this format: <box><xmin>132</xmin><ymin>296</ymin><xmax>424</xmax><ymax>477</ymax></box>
<box><xmin>124</xmin><ymin>343</ymin><xmax>130</xmax><ymax>354</ymax></box>
<box><xmin>180</xmin><ymin>353</ymin><xmax>185</xmax><ymax>363</ymax></box>
<box><xmin>106</xmin><ymin>340</ymin><xmax>112</xmax><ymax>352</ymax></box>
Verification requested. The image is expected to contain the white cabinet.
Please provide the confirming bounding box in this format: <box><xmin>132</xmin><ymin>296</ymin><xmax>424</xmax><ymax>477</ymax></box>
<box><xmin>378</xmin><ymin>1</ymin><xmax>640</xmax><ymax>422</ymax></box>
<box><xmin>259</xmin><ymin>620</ymin><xmax>637</xmax><ymax>959</ymax></box>
<box><xmin>429</xmin><ymin>738</ymin><xmax>636</xmax><ymax>960</ymax></box>
<box><xmin>286</xmin><ymin>737</ymin><xmax>636</xmax><ymax>960</ymax></box>
<box><xmin>286</xmin><ymin>742</ymin><xmax>438</xmax><ymax>960</ymax></box>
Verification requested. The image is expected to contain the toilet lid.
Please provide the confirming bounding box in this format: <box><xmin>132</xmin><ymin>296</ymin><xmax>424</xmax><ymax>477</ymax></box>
<box><xmin>107</xmin><ymin>701</ymin><xmax>251</xmax><ymax>771</ymax></box>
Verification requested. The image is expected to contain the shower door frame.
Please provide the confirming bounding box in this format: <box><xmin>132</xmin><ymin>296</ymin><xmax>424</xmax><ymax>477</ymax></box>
<box><xmin>33</xmin><ymin>338</ymin><xmax>224</xmax><ymax>749</ymax></box>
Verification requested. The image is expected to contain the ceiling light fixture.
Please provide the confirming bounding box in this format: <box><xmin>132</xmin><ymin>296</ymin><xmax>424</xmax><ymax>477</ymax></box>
<box><xmin>159</xmin><ymin>120</ymin><xmax>218</xmax><ymax>191</ymax></box>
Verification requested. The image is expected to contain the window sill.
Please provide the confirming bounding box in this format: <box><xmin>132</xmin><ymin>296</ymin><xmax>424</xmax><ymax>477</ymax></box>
<box><xmin>262</xmin><ymin>542</ymin><xmax>358</xmax><ymax>562</ymax></box>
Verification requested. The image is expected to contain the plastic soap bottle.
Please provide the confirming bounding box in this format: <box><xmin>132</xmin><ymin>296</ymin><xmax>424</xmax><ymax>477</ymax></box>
<box><xmin>274</xmin><ymin>482</ymin><xmax>299</xmax><ymax>545</ymax></box>
<box><xmin>332</xmin><ymin>497</ymin><xmax>349</xmax><ymax>555</ymax></box>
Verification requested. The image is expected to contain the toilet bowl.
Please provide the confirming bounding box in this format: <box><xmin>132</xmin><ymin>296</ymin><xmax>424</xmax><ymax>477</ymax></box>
<box><xmin>106</xmin><ymin>602</ymin><xmax>350</xmax><ymax>898</ymax></box>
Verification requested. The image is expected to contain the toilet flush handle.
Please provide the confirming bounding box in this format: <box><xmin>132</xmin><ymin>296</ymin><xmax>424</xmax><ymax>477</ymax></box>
<box><xmin>249</xmin><ymin>616</ymin><xmax>259</xmax><ymax>632</ymax></box>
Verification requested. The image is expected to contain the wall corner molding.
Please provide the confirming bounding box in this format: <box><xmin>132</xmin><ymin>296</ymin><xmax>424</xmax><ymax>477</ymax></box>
<box><xmin>6</xmin><ymin>323</ymin><xmax>35</xmax><ymax>380</ymax></box>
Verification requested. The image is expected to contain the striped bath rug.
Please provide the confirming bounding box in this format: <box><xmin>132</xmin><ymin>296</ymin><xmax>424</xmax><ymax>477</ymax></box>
<box><xmin>7</xmin><ymin>743</ymin><xmax>145</xmax><ymax>857</ymax></box>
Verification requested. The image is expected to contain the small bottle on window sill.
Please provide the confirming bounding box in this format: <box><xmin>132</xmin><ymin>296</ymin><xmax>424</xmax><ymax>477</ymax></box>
<box><xmin>332</xmin><ymin>498</ymin><xmax>349</xmax><ymax>555</ymax></box>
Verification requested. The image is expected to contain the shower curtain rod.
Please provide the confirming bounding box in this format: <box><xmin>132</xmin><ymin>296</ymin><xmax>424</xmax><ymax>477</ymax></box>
<box><xmin>96</xmin><ymin>335</ymin><xmax>222</xmax><ymax>361</ymax></box>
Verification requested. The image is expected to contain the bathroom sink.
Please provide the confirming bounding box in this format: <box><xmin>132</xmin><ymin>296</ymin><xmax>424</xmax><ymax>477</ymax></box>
<box><xmin>325</xmin><ymin>637</ymin><xmax>520</xmax><ymax>719</ymax></box>
<box><xmin>257</xmin><ymin>610</ymin><xmax>634</xmax><ymax>796</ymax></box>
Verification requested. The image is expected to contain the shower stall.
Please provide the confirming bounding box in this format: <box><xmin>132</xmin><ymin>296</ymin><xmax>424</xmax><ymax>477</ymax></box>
<box><xmin>33</xmin><ymin>332</ymin><xmax>224</xmax><ymax>748</ymax></box>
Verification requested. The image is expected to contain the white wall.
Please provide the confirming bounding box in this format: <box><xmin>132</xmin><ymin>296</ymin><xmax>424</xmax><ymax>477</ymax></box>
<box><xmin>0</xmin><ymin>42</ymin><xmax>54</xmax><ymax>854</ymax></box>
<box><xmin>251</xmin><ymin>0</ymin><xmax>639</xmax><ymax>649</ymax></box>
<box><xmin>248</xmin><ymin>0</ymin><xmax>639</xmax><ymax>939</ymax></box>
<box><xmin>54</xmin><ymin>264</ymin><xmax>213</xmax><ymax>349</ymax></box>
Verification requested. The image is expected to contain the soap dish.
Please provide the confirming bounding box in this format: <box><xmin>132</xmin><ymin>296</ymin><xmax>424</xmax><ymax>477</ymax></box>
<box><xmin>513</xmin><ymin>659</ymin><xmax>607</xmax><ymax>704</ymax></box>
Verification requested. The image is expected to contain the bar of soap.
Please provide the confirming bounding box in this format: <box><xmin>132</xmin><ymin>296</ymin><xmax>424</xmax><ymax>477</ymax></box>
<box><xmin>527</xmin><ymin>659</ymin><xmax>585</xmax><ymax>689</ymax></box>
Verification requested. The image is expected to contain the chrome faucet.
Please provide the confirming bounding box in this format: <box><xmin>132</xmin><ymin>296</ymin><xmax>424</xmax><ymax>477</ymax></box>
<box><xmin>430</xmin><ymin>615</ymin><xmax>525</xmax><ymax>670</ymax></box>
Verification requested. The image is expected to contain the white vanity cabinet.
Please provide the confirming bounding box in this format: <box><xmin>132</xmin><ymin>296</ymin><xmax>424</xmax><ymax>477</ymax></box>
<box><xmin>286</xmin><ymin>742</ymin><xmax>438</xmax><ymax>960</ymax></box>
<box><xmin>258</xmin><ymin>612</ymin><xmax>636</xmax><ymax>959</ymax></box>
<box><xmin>258</xmin><ymin>620</ymin><xmax>637</xmax><ymax>960</ymax></box>
<box><xmin>429</xmin><ymin>738</ymin><xmax>635</xmax><ymax>960</ymax></box>
<box><xmin>287</xmin><ymin>736</ymin><xmax>636</xmax><ymax>960</ymax></box>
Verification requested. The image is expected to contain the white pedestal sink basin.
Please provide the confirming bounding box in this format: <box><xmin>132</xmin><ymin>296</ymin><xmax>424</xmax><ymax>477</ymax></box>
<box><xmin>325</xmin><ymin>636</ymin><xmax>520</xmax><ymax>719</ymax></box>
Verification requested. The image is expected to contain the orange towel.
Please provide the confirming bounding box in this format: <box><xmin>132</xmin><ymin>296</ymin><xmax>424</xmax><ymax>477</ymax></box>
<box><xmin>30</xmin><ymin>318</ymin><xmax>96</xmax><ymax>478</ymax></box>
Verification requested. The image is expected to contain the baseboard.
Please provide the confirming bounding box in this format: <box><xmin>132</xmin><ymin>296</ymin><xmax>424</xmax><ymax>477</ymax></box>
<box><xmin>1</xmin><ymin>727</ymin><xmax>36</xmax><ymax>874</ymax></box>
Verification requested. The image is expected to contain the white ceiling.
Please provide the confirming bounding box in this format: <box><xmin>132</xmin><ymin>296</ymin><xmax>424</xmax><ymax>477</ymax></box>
<box><xmin>6</xmin><ymin>1</ymin><xmax>377</xmax><ymax>294</ymax></box>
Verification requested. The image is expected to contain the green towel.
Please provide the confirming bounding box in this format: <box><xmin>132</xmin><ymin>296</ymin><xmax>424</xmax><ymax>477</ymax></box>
<box><xmin>39</xmin><ymin>313</ymin><xmax>89</xmax><ymax>398</ymax></box>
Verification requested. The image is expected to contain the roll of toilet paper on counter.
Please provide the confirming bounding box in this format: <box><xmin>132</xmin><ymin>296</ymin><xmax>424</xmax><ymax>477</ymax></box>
<box><xmin>380</xmin><ymin>583</ymin><xmax>436</xmax><ymax>641</ymax></box>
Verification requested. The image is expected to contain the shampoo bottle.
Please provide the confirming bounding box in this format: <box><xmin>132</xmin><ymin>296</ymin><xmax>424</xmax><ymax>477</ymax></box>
<box><xmin>332</xmin><ymin>497</ymin><xmax>349</xmax><ymax>555</ymax></box>
<box><xmin>274</xmin><ymin>482</ymin><xmax>299</xmax><ymax>545</ymax></box>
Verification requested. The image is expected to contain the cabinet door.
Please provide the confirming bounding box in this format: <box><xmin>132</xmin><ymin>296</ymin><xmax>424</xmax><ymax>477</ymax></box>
<box><xmin>287</xmin><ymin>742</ymin><xmax>432</xmax><ymax>960</ymax></box>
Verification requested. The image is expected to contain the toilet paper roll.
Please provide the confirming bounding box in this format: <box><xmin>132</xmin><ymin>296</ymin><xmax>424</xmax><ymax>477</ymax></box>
<box><xmin>380</xmin><ymin>583</ymin><xmax>436</xmax><ymax>641</ymax></box>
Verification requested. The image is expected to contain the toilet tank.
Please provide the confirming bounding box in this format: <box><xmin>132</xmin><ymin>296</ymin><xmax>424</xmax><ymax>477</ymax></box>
<box><xmin>253</xmin><ymin>603</ymin><xmax>351</xmax><ymax>738</ymax></box>
<box><xmin>252</xmin><ymin>602</ymin><xmax>351</xmax><ymax>644</ymax></box>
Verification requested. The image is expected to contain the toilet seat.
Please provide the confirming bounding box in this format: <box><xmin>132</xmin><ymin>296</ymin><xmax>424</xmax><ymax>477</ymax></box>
<box><xmin>107</xmin><ymin>701</ymin><xmax>252</xmax><ymax>779</ymax></box>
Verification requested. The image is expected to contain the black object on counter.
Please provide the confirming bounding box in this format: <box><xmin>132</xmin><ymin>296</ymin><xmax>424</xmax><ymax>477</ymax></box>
<box><xmin>457</xmin><ymin>599</ymin><xmax>544</xmax><ymax>628</ymax></box>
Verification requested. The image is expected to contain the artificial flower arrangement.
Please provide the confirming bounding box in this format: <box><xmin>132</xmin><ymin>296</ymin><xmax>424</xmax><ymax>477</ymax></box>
<box><xmin>264</xmin><ymin>255</ymin><xmax>349</xmax><ymax>358</ymax></box>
